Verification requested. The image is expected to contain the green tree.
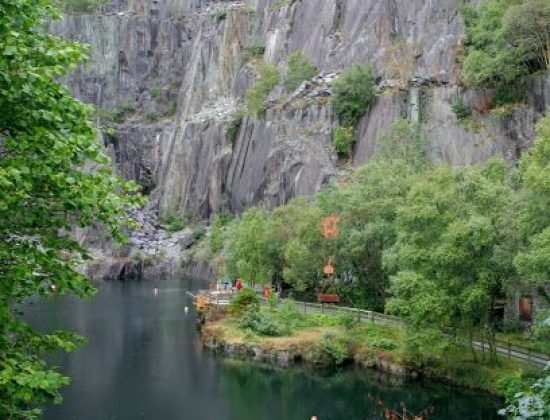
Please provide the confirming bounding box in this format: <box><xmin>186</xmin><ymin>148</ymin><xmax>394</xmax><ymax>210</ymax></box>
<box><xmin>315</xmin><ymin>161</ymin><xmax>418</xmax><ymax>311</ymax></box>
<box><xmin>384</xmin><ymin>160</ymin><xmax>516</xmax><ymax>362</ymax></box>
<box><xmin>226</xmin><ymin>208</ymin><xmax>277</xmax><ymax>286</ymax></box>
<box><xmin>0</xmin><ymin>1</ymin><xmax>141</xmax><ymax>417</ymax></box>
<box><xmin>461</xmin><ymin>0</ymin><xmax>526</xmax><ymax>87</ymax></box>
<box><xmin>284</xmin><ymin>51</ymin><xmax>318</xmax><ymax>92</ymax></box>
<box><xmin>515</xmin><ymin>115</ymin><xmax>550</xmax><ymax>285</ymax></box>
<box><xmin>461</xmin><ymin>0</ymin><xmax>549</xmax><ymax>89</ymax></box>
<box><xmin>504</xmin><ymin>0</ymin><xmax>550</xmax><ymax>71</ymax></box>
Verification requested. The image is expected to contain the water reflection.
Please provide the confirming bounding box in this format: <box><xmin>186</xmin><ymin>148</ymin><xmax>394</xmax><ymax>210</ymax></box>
<box><xmin>22</xmin><ymin>279</ymin><xmax>500</xmax><ymax>420</ymax></box>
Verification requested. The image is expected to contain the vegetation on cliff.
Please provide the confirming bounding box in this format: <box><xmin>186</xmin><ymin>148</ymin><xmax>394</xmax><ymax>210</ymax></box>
<box><xmin>462</xmin><ymin>0</ymin><xmax>550</xmax><ymax>92</ymax></box>
<box><xmin>0</xmin><ymin>0</ymin><xmax>142</xmax><ymax>417</ymax></box>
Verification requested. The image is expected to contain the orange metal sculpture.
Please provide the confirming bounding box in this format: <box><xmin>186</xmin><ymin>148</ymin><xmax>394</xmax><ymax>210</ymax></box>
<box><xmin>321</xmin><ymin>214</ymin><xmax>340</xmax><ymax>238</ymax></box>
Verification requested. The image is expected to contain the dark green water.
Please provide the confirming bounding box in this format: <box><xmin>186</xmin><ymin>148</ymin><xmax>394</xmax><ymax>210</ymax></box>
<box><xmin>23</xmin><ymin>278</ymin><xmax>501</xmax><ymax>420</ymax></box>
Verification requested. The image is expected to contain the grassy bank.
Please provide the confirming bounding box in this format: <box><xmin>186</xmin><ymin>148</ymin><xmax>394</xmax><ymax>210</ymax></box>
<box><xmin>201</xmin><ymin>295</ymin><xmax>541</xmax><ymax>398</ymax></box>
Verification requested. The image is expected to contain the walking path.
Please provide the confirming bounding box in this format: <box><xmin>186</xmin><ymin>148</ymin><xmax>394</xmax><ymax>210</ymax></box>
<box><xmin>187</xmin><ymin>290</ymin><xmax>549</xmax><ymax>368</ymax></box>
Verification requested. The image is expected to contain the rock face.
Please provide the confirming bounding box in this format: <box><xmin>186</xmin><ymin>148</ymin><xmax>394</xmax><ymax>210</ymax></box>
<box><xmin>52</xmin><ymin>0</ymin><xmax>549</xmax><ymax>277</ymax></box>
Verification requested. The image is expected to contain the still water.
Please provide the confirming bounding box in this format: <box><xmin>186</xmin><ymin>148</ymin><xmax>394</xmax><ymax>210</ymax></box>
<box><xmin>24</xmin><ymin>278</ymin><xmax>500</xmax><ymax>420</ymax></box>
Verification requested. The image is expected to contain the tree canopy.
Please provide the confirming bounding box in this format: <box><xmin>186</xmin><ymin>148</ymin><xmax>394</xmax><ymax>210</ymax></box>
<box><xmin>462</xmin><ymin>0</ymin><xmax>550</xmax><ymax>88</ymax></box>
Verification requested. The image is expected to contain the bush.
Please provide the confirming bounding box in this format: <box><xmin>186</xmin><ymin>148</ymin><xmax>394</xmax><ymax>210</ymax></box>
<box><xmin>495</xmin><ymin>371</ymin><xmax>531</xmax><ymax>405</ymax></box>
<box><xmin>451</xmin><ymin>98</ymin><xmax>471</xmax><ymax>120</ymax></box>
<box><xmin>284</xmin><ymin>51</ymin><xmax>318</xmax><ymax>92</ymax></box>
<box><xmin>213</xmin><ymin>10</ymin><xmax>227</xmax><ymax>21</ymax></box>
<box><xmin>245</xmin><ymin>42</ymin><xmax>266</xmax><ymax>57</ymax></box>
<box><xmin>332</xmin><ymin>64</ymin><xmax>377</xmax><ymax>126</ymax></box>
<box><xmin>332</xmin><ymin>125</ymin><xmax>356</xmax><ymax>157</ymax></box>
<box><xmin>226</xmin><ymin>109</ymin><xmax>245</xmax><ymax>144</ymax></box>
<box><xmin>369</xmin><ymin>338</ymin><xmax>398</xmax><ymax>350</ymax></box>
<box><xmin>274</xmin><ymin>299</ymin><xmax>305</xmax><ymax>330</ymax></box>
<box><xmin>239</xmin><ymin>309</ymin><xmax>283</xmax><ymax>336</ymax></box>
<box><xmin>193</xmin><ymin>225</ymin><xmax>206</xmax><ymax>241</ymax></box>
<box><xmin>228</xmin><ymin>288</ymin><xmax>260</xmax><ymax>315</ymax></box>
<box><xmin>146</xmin><ymin>109</ymin><xmax>159</xmax><ymax>123</ymax></box>
<box><xmin>163</xmin><ymin>212</ymin><xmax>185</xmax><ymax>232</ymax></box>
<box><xmin>313</xmin><ymin>333</ymin><xmax>348</xmax><ymax>365</ymax></box>
<box><xmin>245</xmin><ymin>63</ymin><xmax>280</xmax><ymax>117</ymax></box>
<box><xmin>163</xmin><ymin>100</ymin><xmax>177</xmax><ymax>117</ymax></box>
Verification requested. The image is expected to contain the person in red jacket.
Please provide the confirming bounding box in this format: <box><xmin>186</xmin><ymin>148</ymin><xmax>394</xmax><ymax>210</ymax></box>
<box><xmin>236</xmin><ymin>278</ymin><xmax>243</xmax><ymax>291</ymax></box>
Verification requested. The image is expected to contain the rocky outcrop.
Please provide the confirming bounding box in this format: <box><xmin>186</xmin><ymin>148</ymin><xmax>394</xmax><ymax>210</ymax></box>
<box><xmin>53</xmin><ymin>0</ymin><xmax>550</xmax><ymax>278</ymax></box>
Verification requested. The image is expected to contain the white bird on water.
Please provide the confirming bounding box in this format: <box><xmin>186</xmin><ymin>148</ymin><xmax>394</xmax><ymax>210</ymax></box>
<box><xmin>154</xmin><ymin>288</ymin><xmax>158</xmax><ymax>296</ymax></box>
<box><xmin>184</xmin><ymin>306</ymin><xmax>189</xmax><ymax>314</ymax></box>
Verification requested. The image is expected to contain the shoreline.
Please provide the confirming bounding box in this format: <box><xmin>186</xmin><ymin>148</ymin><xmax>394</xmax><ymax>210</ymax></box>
<box><xmin>199</xmin><ymin>318</ymin><xmax>512</xmax><ymax>398</ymax></box>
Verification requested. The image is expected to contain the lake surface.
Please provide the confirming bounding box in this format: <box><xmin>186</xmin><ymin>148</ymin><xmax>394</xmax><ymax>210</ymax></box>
<box><xmin>23</xmin><ymin>278</ymin><xmax>500</xmax><ymax>420</ymax></box>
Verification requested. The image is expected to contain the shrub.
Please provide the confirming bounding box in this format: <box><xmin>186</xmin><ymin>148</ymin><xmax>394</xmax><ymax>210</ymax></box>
<box><xmin>274</xmin><ymin>299</ymin><xmax>305</xmax><ymax>330</ymax></box>
<box><xmin>226</xmin><ymin>109</ymin><xmax>245</xmax><ymax>144</ymax></box>
<box><xmin>495</xmin><ymin>371</ymin><xmax>531</xmax><ymax>405</ymax></box>
<box><xmin>332</xmin><ymin>64</ymin><xmax>377</xmax><ymax>126</ymax></box>
<box><xmin>146</xmin><ymin>109</ymin><xmax>159</xmax><ymax>123</ymax></box>
<box><xmin>193</xmin><ymin>225</ymin><xmax>206</xmax><ymax>241</ymax></box>
<box><xmin>169</xmin><ymin>219</ymin><xmax>185</xmax><ymax>232</ymax></box>
<box><xmin>240</xmin><ymin>309</ymin><xmax>283</xmax><ymax>336</ymax></box>
<box><xmin>369</xmin><ymin>338</ymin><xmax>398</xmax><ymax>350</ymax></box>
<box><xmin>163</xmin><ymin>212</ymin><xmax>185</xmax><ymax>232</ymax></box>
<box><xmin>284</xmin><ymin>51</ymin><xmax>318</xmax><ymax>92</ymax></box>
<box><xmin>228</xmin><ymin>288</ymin><xmax>260</xmax><ymax>315</ymax></box>
<box><xmin>163</xmin><ymin>100</ymin><xmax>177</xmax><ymax>117</ymax></box>
<box><xmin>451</xmin><ymin>98</ymin><xmax>471</xmax><ymax>120</ymax></box>
<box><xmin>151</xmin><ymin>86</ymin><xmax>162</xmax><ymax>100</ymax></box>
<box><xmin>332</xmin><ymin>125</ymin><xmax>356</xmax><ymax>157</ymax></box>
<box><xmin>245</xmin><ymin>42</ymin><xmax>266</xmax><ymax>57</ymax></box>
<box><xmin>245</xmin><ymin>63</ymin><xmax>280</xmax><ymax>117</ymax></box>
<box><xmin>313</xmin><ymin>333</ymin><xmax>348</xmax><ymax>365</ymax></box>
<box><xmin>213</xmin><ymin>10</ymin><xmax>227</xmax><ymax>21</ymax></box>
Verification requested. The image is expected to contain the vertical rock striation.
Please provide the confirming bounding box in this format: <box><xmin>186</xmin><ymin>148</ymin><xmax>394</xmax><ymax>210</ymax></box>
<box><xmin>54</xmin><ymin>0</ymin><xmax>550</xmax><ymax>221</ymax></box>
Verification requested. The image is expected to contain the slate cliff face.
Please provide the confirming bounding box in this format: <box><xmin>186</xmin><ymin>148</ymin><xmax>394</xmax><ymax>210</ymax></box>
<box><xmin>54</xmin><ymin>0</ymin><xmax>550</xmax><ymax>222</ymax></box>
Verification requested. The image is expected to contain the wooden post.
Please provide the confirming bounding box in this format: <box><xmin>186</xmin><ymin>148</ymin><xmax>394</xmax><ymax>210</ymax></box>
<box><xmin>304</xmin><ymin>301</ymin><xmax>307</xmax><ymax>315</ymax></box>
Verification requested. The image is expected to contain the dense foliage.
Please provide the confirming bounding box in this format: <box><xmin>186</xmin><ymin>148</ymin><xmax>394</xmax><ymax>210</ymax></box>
<box><xmin>0</xmin><ymin>0</ymin><xmax>141</xmax><ymax>417</ymax></box>
<box><xmin>462</xmin><ymin>0</ymin><xmax>550</xmax><ymax>89</ymax></box>
<box><xmin>215</xmin><ymin>115</ymin><xmax>550</xmax><ymax>365</ymax></box>
<box><xmin>331</xmin><ymin>64</ymin><xmax>377</xmax><ymax>126</ymax></box>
